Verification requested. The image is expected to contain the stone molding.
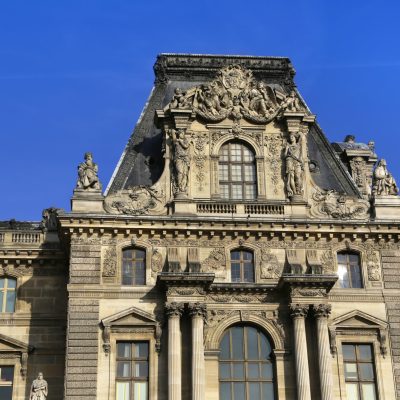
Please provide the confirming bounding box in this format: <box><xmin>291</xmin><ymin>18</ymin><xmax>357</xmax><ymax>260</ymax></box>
<box><xmin>313</xmin><ymin>303</ymin><xmax>332</xmax><ymax>318</ymax></box>
<box><xmin>188</xmin><ymin>303</ymin><xmax>207</xmax><ymax>319</ymax></box>
<box><xmin>289</xmin><ymin>303</ymin><xmax>309</xmax><ymax>318</ymax></box>
<box><xmin>165</xmin><ymin>302</ymin><xmax>184</xmax><ymax>318</ymax></box>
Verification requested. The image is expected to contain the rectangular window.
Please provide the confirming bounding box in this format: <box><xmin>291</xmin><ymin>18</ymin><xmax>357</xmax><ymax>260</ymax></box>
<box><xmin>0</xmin><ymin>278</ymin><xmax>16</xmax><ymax>313</ymax></box>
<box><xmin>122</xmin><ymin>249</ymin><xmax>146</xmax><ymax>286</ymax></box>
<box><xmin>0</xmin><ymin>366</ymin><xmax>14</xmax><ymax>400</ymax></box>
<box><xmin>342</xmin><ymin>344</ymin><xmax>377</xmax><ymax>400</ymax></box>
<box><xmin>116</xmin><ymin>342</ymin><xmax>149</xmax><ymax>400</ymax></box>
<box><xmin>337</xmin><ymin>253</ymin><xmax>363</xmax><ymax>288</ymax></box>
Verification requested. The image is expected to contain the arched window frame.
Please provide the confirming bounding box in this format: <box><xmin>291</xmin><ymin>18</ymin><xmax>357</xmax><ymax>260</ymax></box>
<box><xmin>336</xmin><ymin>250</ymin><xmax>364</xmax><ymax>289</ymax></box>
<box><xmin>230</xmin><ymin>248</ymin><xmax>255</xmax><ymax>283</ymax></box>
<box><xmin>218</xmin><ymin>324</ymin><xmax>277</xmax><ymax>400</ymax></box>
<box><xmin>210</xmin><ymin>135</ymin><xmax>266</xmax><ymax>200</ymax></box>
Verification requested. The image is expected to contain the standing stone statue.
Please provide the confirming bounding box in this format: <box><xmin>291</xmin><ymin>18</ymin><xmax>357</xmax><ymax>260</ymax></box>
<box><xmin>372</xmin><ymin>159</ymin><xmax>398</xmax><ymax>196</ymax></box>
<box><xmin>170</xmin><ymin>129</ymin><xmax>191</xmax><ymax>195</ymax></box>
<box><xmin>285</xmin><ymin>133</ymin><xmax>304</xmax><ymax>198</ymax></box>
<box><xmin>30</xmin><ymin>372</ymin><xmax>48</xmax><ymax>400</ymax></box>
<box><xmin>76</xmin><ymin>152</ymin><xmax>102</xmax><ymax>190</ymax></box>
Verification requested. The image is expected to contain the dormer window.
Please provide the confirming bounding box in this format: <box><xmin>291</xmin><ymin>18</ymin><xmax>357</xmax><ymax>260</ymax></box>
<box><xmin>219</xmin><ymin>141</ymin><xmax>257</xmax><ymax>200</ymax></box>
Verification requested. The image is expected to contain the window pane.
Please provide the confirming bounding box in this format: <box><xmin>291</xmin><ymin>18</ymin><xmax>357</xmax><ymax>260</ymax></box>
<box><xmin>122</xmin><ymin>249</ymin><xmax>132</xmax><ymax>259</ymax></box>
<box><xmin>134</xmin><ymin>362</ymin><xmax>148</xmax><ymax>378</ymax></box>
<box><xmin>259</xmin><ymin>334</ymin><xmax>272</xmax><ymax>359</ymax></box>
<box><xmin>135</xmin><ymin>249</ymin><xmax>145</xmax><ymax>259</ymax></box>
<box><xmin>358</xmin><ymin>345</ymin><xmax>372</xmax><ymax>361</ymax></box>
<box><xmin>220</xmin><ymin>184</ymin><xmax>229</xmax><ymax>199</ymax></box>
<box><xmin>231</xmin><ymin>165</ymin><xmax>242</xmax><ymax>181</ymax></box>
<box><xmin>243</xmin><ymin>263</ymin><xmax>254</xmax><ymax>282</ymax></box>
<box><xmin>135</xmin><ymin>342</ymin><xmax>149</xmax><ymax>358</ymax></box>
<box><xmin>350</xmin><ymin>264</ymin><xmax>362</xmax><ymax>288</ymax></box>
<box><xmin>6</xmin><ymin>279</ymin><xmax>16</xmax><ymax>289</ymax></box>
<box><xmin>231</xmin><ymin>263</ymin><xmax>241</xmax><ymax>282</ymax></box>
<box><xmin>231</xmin><ymin>184</ymin><xmax>243</xmax><ymax>199</ymax></box>
<box><xmin>231</xmin><ymin>252</ymin><xmax>241</xmax><ymax>260</ymax></box>
<box><xmin>261</xmin><ymin>363</ymin><xmax>273</xmax><ymax>380</ymax></box>
<box><xmin>117</xmin><ymin>362</ymin><xmax>130</xmax><ymax>378</ymax></box>
<box><xmin>219</xmin><ymin>164</ymin><xmax>229</xmax><ymax>180</ymax></box>
<box><xmin>233</xmin><ymin>382</ymin><xmax>245</xmax><ymax>400</ymax></box>
<box><xmin>116</xmin><ymin>382</ymin><xmax>130</xmax><ymax>400</ymax></box>
<box><xmin>245</xmin><ymin>185</ymin><xmax>256</xmax><ymax>199</ymax></box>
<box><xmin>243</xmin><ymin>147</ymin><xmax>254</xmax><ymax>162</ymax></box>
<box><xmin>246</xmin><ymin>327</ymin><xmax>258</xmax><ymax>359</ymax></box>
<box><xmin>117</xmin><ymin>343</ymin><xmax>131</xmax><ymax>358</ymax></box>
<box><xmin>0</xmin><ymin>367</ymin><xmax>14</xmax><ymax>382</ymax></box>
<box><xmin>5</xmin><ymin>291</ymin><xmax>15</xmax><ymax>313</ymax></box>
<box><xmin>262</xmin><ymin>382</ymin><xmax>275</xmax><ymax>400</ymax></box>
<box><xmin>359</xmin><ymin>364</ymin><xmax>374</xmax><ymax>380</ymax></box>
<box><xmin>134</xmin><ymin>382</ymin><xmax>148</xmax><ymax>400</ymax></box>
<box><xmin>233</xmin><ymin>363</ymin><xmax>244</xmax><ymax>379</ymax></box>
<box><xmin>337</xmin><ymin>254</ymin><xmax>346</xmax><ymax>264</ymax></box>
<box><xmin>344</xmin><ymin>363</ymin><xmax>358</xmax><ymax>380</ymax></box>
<box><xmin>0</xmin><ymin>292</ymin><xmax>3</xmax><ymax>312</ymax></box>
<box><xmin>220</xmin><ymin>382</ymin><xmax>231</xmax><ymax>400</ymax></box>
<box><xmin>0</xmin><ymin>387</ymin><xmax>13</xmax><ymax>400</ymax></box>
<box><xmin>220</xmin><ymin>333</ymin><xmax>230</xmax><ymax>359</ymax></box>
<box><xmin>248</xmin><ymin>362</ymin><xmax>259</xmax><ymax>378</ymax></box>
<box><xmin>342</xmin><ymin>344</ymin><xmax>356</xmax><ymax>361</ymax></box>
<box><xmin>249</xmin><ymin>382</ymin><xmax>260</xmax><ymax>399</ymax></box>
<box><xmin>361</xmin><ymin>383</ymin><xmax>377</xmax><ymax>400</ymax></box>
<box><xmin>219</xmin><ymin>363</ymin><xmax>230</xmax><ymax>379</ymax></box>
<box><xmin>338</xmin><ymin>265</ymin><xmax>349</xmax><ymax>288</ymax></box>
<box><xmin>243</xmin><ymin>252</ymin><xmax>253</xmax><ymax>261</ymax></box>
<box><xmin>232</xmin><ymin>327</ymin><xmax>244</xmax><ymax>359</ymax></box>
<box><xmin>0</xmin><ymin>279</ymin><xmax>4</xmax><ymax>288</ymax></box>
<box><xmin>345</xmin><ymin>383</ymin><xmax>359</xmax><ymax>400</ymax></box>
<box><xmin>349</xmin><ymin>254</ymin><xmax>360</xmax><ymax>263</ymax></box>
<box><xmin>244</xmin><ymin>165</ymin><xmax>255</xmax><ymax>181</ymax></box>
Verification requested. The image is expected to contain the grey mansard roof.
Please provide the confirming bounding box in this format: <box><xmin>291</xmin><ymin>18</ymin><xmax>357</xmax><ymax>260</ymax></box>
<box><xmin>105</xmin><ymin>53</ymin><xmax>360</xmax><ymax>197</ymax></box>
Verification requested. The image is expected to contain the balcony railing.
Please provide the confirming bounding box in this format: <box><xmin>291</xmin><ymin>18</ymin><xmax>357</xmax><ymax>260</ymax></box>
<box><xmin>196</xmin><ymin>202</ymin><xmax>285</xmax><ymax>215</ymax></box>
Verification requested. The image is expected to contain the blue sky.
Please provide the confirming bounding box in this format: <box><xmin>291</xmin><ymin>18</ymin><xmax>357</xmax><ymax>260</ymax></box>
<box><xmin>1</xmin><ymin>1</ymin><xmax>400</xmax><ymax>220</ymax></box>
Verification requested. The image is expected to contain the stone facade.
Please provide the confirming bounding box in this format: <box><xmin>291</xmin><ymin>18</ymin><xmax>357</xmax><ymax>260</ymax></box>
<box><xmin>2</xmin><ymin>54</ymin><xmax>400</xmax><ymax>399</ymax></box>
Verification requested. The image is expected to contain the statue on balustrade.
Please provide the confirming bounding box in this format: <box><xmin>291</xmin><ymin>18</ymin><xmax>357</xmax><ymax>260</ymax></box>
<box><xmin>30</xmin><ymin>372</ymin><xmax>48</xmax><ymax>400</ymax></box>
<box><xmin>372</xmin><ymin>159</ymin><xmax>398</xmax><ymax>196</ymax></box>
<box><xmin>76</xmin><ymin>152</ymin><xmax>102</xmax><ymax>191</ymax></box>
<box><xmin>285</xmin><ymin>133</ymin><xmax>304</xmax><ymax>198</ymax></box>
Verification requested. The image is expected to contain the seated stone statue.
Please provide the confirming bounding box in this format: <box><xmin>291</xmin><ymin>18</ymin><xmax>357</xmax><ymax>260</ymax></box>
<box><xmin>30</xmin><ymin>372</ymin><xmax>48</xmax><ymax>400</ymax></box>
<box><xmin>76</xmin><ymin>152</ymin><xmax>102</xmax><ymax>190</ymax></box>
<box><xmin>373</xmin><ymin>159</ymin><xmax>398</xmax><ymax>196</ymax></box>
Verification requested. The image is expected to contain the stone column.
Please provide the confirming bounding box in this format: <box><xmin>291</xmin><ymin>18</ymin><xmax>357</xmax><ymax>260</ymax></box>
<box><xmin>165</xmin><ymin>302</ymin><xmax>184</xmax><ymax>400</ymax></box>
<box><xmin>290</xmin><ymin>304</ymin><xmax>311</xmax><ymax>400</ymax></box>
<box><xmin>314</xmin><ymin>304</ymin><xmax>333</xmax><ymax>400</ymax></box>
<box><xmin>188</xmin><ymin>303</ymin><xmax>207</xmax><ymax>400</ymax></box>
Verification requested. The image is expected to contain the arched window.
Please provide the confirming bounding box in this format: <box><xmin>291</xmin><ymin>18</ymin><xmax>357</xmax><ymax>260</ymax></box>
<box><xmin>337</xmin><ymin>252</ymin><xmax>363</xmax><ymax>288</ymax></box>
<box><xmin>0</xmin><ymin>277</ymin><xmax>16</xmax><ymax>313</ymax></box>
<box><xmin>231</xmin><ymin>250</ymin><xmax>254</xmax><ymax>283</ymax></box>
<box><xmin>122</xmin><ymin>248</ymin><xmax>146</xmax><ymax>286</ymax></box>
<box><xmin>219</xmin><ymin>325</ymin><xmax>275</xmax><ymax>400</ymax></box>
<box><xmin>219</xmin><ymin>141</ymin><xmax>257</xmax><ymax>200</ymax></box>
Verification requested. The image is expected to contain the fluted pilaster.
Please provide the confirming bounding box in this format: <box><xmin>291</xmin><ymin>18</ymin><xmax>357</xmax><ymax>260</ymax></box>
<box><xmin>314</xmin><ymin>304</ymin><xmax>333</xmax><ymax>400</ymax></box>
<box><xmin>290</xmin><ymin>304</ymin><xmax>311</xmax><ymax>400</ymax></box>
<box><xmin>188</xmin><ymin>303</ymin><xmax>207</xmax><ymax>400</ymax></box>
<box><xmin>166</xmin><ymin>302</ymin><xmax>184</xmax><ymax>400</ymax></box>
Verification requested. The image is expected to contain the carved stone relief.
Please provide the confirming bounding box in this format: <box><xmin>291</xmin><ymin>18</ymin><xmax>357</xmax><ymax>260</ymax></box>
<box><xmin>164</xmin><ymin>65</ymin><xmax>306</xmax><ymax>124</ymax></box>
<box><xmin>264</xmin><ymin>133</ymin><xmax>283</xmax><ymax>194</ymax></box>
<box><xmin>259</xmin><ymin>245</ymin><xmax>282</xmax><ymax>279</ymax></box>
<box><xmin>192</xmin><ymin>133</ymin><xmax>208</xmax><ymax>191</ymax></box>
<box><xmin>311</xmin><ymin>188</ymin><xmax>370</xmax><ymax>220</ymax></box>
<box><xmin>104</xmin><ymin>184</ymin><xmax>166</xmax><ymax>215</ymax></box>
<box><xmin>151</xmin><ymin>249</ymin><xmax>163</xmax><ymax>279</ymax></box>
<box><xmin>372</xmin><ymin>159</ymin><xmax>399</xmax><ymax>196</ymax></box>
<box><xmin>201</xmin><ymin>248</ymin><xmax>225</xmax><ymax>272</ymax></box>
<box><xmin>102</xmin><ymin>246</ymin><xmax>117</xmax><ymax>277</ymax></box>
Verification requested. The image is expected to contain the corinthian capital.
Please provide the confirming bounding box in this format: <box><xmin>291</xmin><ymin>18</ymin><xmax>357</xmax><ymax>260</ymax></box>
<box><xmin>188</xmin><ymin>302</ymin><xmax>207</xmax><ymax>319</ymax></box>
<box><xmin>289</xmin><ymin>303</ymin><xmax>309</xmax><ymax>318</ymax></box>
<box><xmin>313</xmin><ymin>304</ymin><xmax>332</xmax><ymax>318</ymax></box>
<box><xmin>165</xmin><ymin>302</ymin><xmax>184</xmax><ymax>318</ymax></box>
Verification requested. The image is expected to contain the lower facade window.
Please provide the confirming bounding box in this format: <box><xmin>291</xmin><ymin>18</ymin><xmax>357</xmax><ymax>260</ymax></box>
<box><xmin>0</xmin><ymin>366</ymin><xmax>14</xmax><ymax>400</ymax></box>
<box><xmin>337</xmin><ymin>252</ymin><xmax>363</xmax><ymax>288</ymax></box>
<box><xmin>116</xmin><ymin>341</ymin><xmax>149</xmax><ymax>400</ymax></box>
<box><xmin>343</xmin><ymin>343</ymin><xmax>377</xmax><ymax>400</ymax></box>
<box><xmin>219</xmin><ymin>325</ymin><xmax>275</xmax><ymax>400</ymax></box>
<box><xmin>0</xmin><ymin>277</ymin><xmax>16</xmax><ymax>313</ymax></box>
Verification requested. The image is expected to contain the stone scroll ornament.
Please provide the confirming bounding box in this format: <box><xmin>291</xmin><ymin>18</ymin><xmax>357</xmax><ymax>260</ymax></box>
<box><xmin>372</xmin><ymin>159</ymin><xmax>399</xmax><ymax>196</ymax></box>
<box><xmin>76</xmin><ymin>152</ymin><xmax>102</xmax><ymax>190</ymax></box>
<box><xmin>104</xmin><ymin>184</ymin><xmax>166</xmax><ymax>215</ymax></box>
<box><xmin>164</xmin><ymin>65</ymin><xmax>306</xmax><ymax>124</ymax></box>
<box><xmin>310</xmin><ymin>188</ymin><xmax>370</xmax><ymax>220</ymax></box>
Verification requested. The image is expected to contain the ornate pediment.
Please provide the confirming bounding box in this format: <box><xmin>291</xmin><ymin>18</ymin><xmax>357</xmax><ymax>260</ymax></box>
<box><xmin>164</xmin><ymin>64</ymin><xmax>306</xmax><ymax>124</ymax></box>
<box><xmin>101</xmin><ymin>307</ymin><xmax>161</xmax><ymax>355</ymax></box>
<box><xmin>0</xmin><ymin>334</ymin><xmax>33</xmax><ymax>377</ymax></box>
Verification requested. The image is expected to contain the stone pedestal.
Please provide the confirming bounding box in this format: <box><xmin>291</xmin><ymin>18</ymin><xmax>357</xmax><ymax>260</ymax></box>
<box><xmin>173</xmin><ymin>199</ymin><xmax>197</xmax><ymax>215</ymax></box>
<box><xmin>290</xmin><ymin>304</ymin><xmax>311</xmax><ymax>400</ymax></box>
<box><xmin>188</xmin><ymin>303</ymin><xmax>207</xmax><ymax>400</ymax></box>
<box><xmin>166</xmin><ymin>302</ymin><xmax>184</xmax><ymax>400</ymax></box>
<box><xmin>71</xmin><ymin>189</ymin><xmax>104</xmax><ymax>212</ymax></box>
<box><xmin>314</xmin><ymin>304</ymin><xmax>333</xmax><ymax>400</ymax></box>
<box><xmin>373</xmin><ymin>195</ymin><xmax>400</xmax><ymax>220</ymax></box>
